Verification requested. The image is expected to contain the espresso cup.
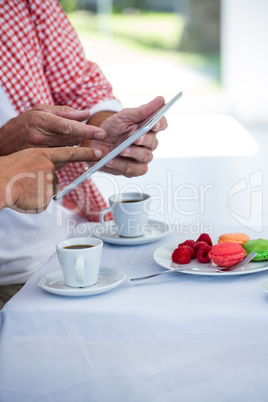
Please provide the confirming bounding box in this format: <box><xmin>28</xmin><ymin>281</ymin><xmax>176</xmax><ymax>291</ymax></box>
<box><xmin>56</xmin><ymin>237</ymin><xmax>103</xmax><ymax>288</ymax></box>
<box><xmin>99</xmin><ymin>192</ymin><xmax>150</xmax><ymax>237</ymax></box>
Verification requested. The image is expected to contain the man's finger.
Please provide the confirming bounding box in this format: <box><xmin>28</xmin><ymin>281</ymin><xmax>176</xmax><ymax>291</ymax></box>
<box><xmin>104</xmin><ymin>156</ymin><xmax>149</xmax><ymax>177</ymax></box>
<box><xmin>150</xmin><ymin>116</ymin><xmax>168</xmax><ymax>132</ymax></box>
<box><xmin>32</xmin><ymin>104</ymin><xmax>92</xmax><ymax>122</ymax></box>
<box><xmin>46</xmin><ymin>146</ymin><xmax>103</xmax><ymax>164</ymax></box>
<box><xmin>134</xmin><ymin>132</ymin><xmax>158</xmax><ymax>149</ymax></box>
<box><xmin>35</xmin><ymin>112</ymin><xmax>106</xmax><ymax>141</ymax></box>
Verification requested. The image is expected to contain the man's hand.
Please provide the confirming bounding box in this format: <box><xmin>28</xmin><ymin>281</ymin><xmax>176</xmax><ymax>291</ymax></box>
<box><xmin>0</xmin><ymin>146</ymin><xmax>102</xmax><ymax>213</ymax></box>
<box><xmin>84</xmin><ymin>96</ymin><xmax>168</xmax><ymax>177</ymax></box>
<box><xmin>0</xmin><ymin>104</ymin><xmax>106</xmax><ymax>156</ymax></box>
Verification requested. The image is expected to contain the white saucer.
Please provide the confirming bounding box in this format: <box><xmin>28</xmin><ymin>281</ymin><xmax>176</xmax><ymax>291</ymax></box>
<box><xmin>92</xmin><ymin>219</ymin><xmax>169</xmax><ymax>246</ymax></box>
<box><xmin>38</xmin><ymin>267</ymin><xmax>126</xmax><ymax>296</ymax></box>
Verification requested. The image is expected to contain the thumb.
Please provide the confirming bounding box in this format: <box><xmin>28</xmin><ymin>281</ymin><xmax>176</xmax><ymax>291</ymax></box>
<box><xmin>123</xmin><ymin>96</ymin><xmax>165</xmax><ymax>123</ymax></box>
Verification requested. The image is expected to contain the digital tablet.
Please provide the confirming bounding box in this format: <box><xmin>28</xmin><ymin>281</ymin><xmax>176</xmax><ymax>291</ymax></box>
<box><xmin>54</xmin><ymin>91</ymin><xmax>183</xmax><ymax>201</ymax></box>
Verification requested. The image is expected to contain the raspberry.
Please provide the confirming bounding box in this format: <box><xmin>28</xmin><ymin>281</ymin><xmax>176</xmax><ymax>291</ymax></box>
<box><xmin>188</xmin><ymin>246</ymin><xmax>196</xmax><ymax>259</ymax></box>
<box><xmin>196</xmin><ymin>245</ymin><xmax>212</xmax><ymax>263</ymax></box>
<box><xmin>178</xmin><ymin>240</ymin><xmax>196</xmax><ymax>259</ymax></box>
<box><xmin>172</xmin><ymin>246</ymin><xmax>191</xmax><ymax>264</ymax></box>
<box><xmin>196</xmin><ymin>233</ymin><xmax>213</xmax><ymax>247</ymax></box>
<box><xmin>193</xmin><ymin>241</ymin><xmax>208</xmax><ymax>252</ymax></box>
<box><xmin>179</xmin><ymin>239</ymin><xmax>196</xmax><ymax>249</ymax></box>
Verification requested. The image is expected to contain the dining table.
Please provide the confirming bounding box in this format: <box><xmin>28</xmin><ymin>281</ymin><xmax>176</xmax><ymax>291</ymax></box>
<box><xmin>1</xmin><ymin>114</ymin><xmax>268</xmax><ymax>401</ymax></box>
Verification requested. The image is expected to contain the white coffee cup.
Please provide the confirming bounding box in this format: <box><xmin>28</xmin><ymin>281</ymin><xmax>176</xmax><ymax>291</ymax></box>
<box><xmin>56</xmin><ymin>237</ymin><xmax>103</xmax><ymax>288</ymax></box>
<box><xmin>99</xmin><ymin>192</ymin><xmax>150</xmax><ymax>237</ymax></box>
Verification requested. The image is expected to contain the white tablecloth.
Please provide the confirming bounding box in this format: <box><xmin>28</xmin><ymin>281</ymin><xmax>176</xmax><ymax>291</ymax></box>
<box><xmin>1</xmin><ymin>222</ymin><xmax>268</xmax><ymax>402</ymax></box>
<box><xmin>1</xmin><ymin>115</ymin><xmax>268</xmax><ymax>401</ymax></box>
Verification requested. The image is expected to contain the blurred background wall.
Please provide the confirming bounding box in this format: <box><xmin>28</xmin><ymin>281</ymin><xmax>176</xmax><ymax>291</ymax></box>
<box><xmin>59</xmin><ymin>0</ymin><xmax>268</xmax><ymax>130</ymax></box>
<box><xmin>59</xmin><ymin>0</ymin><xmax>222</xmax><ymax>110</ymax></box>
<box><xmin>222</xmin><ymin>0</ymin><xmax>268</xmax><ymax>128</ymax></box>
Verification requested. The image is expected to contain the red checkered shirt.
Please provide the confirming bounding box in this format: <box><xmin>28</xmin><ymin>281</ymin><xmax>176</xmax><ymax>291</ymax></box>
<box><xmin>0</xmin><ymin>0</ymin><xmax>117</xmax><ymax>221</ymax></box>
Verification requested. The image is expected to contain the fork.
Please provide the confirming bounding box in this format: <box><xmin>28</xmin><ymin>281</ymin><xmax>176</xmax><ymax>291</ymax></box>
<box><xmin>130</xmin><ymin>252</ymin><xmax>257</xmax><ymax>281</ymax></box>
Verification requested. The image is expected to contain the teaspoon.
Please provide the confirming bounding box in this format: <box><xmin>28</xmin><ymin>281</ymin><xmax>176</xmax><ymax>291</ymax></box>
<box><xmin>130</xmin><ymin>252</ymin><xmax>257</xmax><ymax>281</ymax></box>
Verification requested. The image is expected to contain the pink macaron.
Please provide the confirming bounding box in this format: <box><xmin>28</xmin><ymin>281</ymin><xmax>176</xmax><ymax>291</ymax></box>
<box><xmin>208</xmin><ymin>242</ymin><xmax>246</xmax><ymax>268</ymax></box>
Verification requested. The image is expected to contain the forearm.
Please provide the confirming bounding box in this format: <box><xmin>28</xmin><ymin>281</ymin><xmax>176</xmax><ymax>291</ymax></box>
<box><xmin>83</xmin><ymin>111</ymin><xmax>116</xmax><ymax>149</ymax></box>
<box><xmin>88</xmin><ymin>111</ymin><xmax>116</xmax><ymax>127</ymax></box>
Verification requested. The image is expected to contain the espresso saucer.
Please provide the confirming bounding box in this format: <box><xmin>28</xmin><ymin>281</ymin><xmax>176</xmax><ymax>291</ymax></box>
<box><xmin>38</xmin><ymin>267</ymin><xmax>126</xmax><ymax>297</ymax></box>
<box><xmin>92</xmin><ymin>219</ymin><xmax>169</xmax><ymax>246</ymax></box>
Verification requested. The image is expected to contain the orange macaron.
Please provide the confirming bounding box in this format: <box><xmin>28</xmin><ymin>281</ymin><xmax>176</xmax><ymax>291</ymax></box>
<box><xmin>218</xmin><ymin>232</ymin><xmax>250</xmax><ymax>246</ymax></box>
<box><xmin>209</xmin><ymin>242</ymin><xmax>247</xmax><ymax>267</ymax></box>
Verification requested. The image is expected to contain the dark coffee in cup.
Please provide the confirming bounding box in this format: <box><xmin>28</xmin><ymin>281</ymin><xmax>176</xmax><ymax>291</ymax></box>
<box><xmin>99</xmin><ymin>192</ymin><xmax>150</xmax><ymax>237</ymax></box>
<box><xmin>64</xmin><ymin>245</ymin><xmax>94</xmax><ymax>250</ymax></box>
<box><xmin>118</xmin><ymin>200</ymin><xmax>141</xmax><ymax>203</ymax></box>
<box><xmin>57</xmin><ymin>237</ymin><xmax>103</xmax><ymax>288</ymax></box>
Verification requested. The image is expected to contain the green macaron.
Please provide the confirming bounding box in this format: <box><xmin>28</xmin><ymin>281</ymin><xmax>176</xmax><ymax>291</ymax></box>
<box><xmin>243</xmin><ymin>238</ymin><xmax>268</xmax><ymax>261</ymax></box>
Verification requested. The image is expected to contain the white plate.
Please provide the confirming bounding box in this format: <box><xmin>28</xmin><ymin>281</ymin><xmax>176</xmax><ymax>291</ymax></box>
<box><xmin>153</xmin><ymin>242</ymin><xmax>268</xmax><ymax>276</ymax></box>
<box><xmin>258</xmin><ymin>278</ymin><xmax>268</xmax><ymax>293</ymax></box>
<box><xmin>92</xmin><ymin>219</ymin><xmax>169</xmax><ymax>246</ymax></box>
<box><xmin>38</xmin><ymin>267</ymin><xmax>126</xmax><ymax>296</ymax></box>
